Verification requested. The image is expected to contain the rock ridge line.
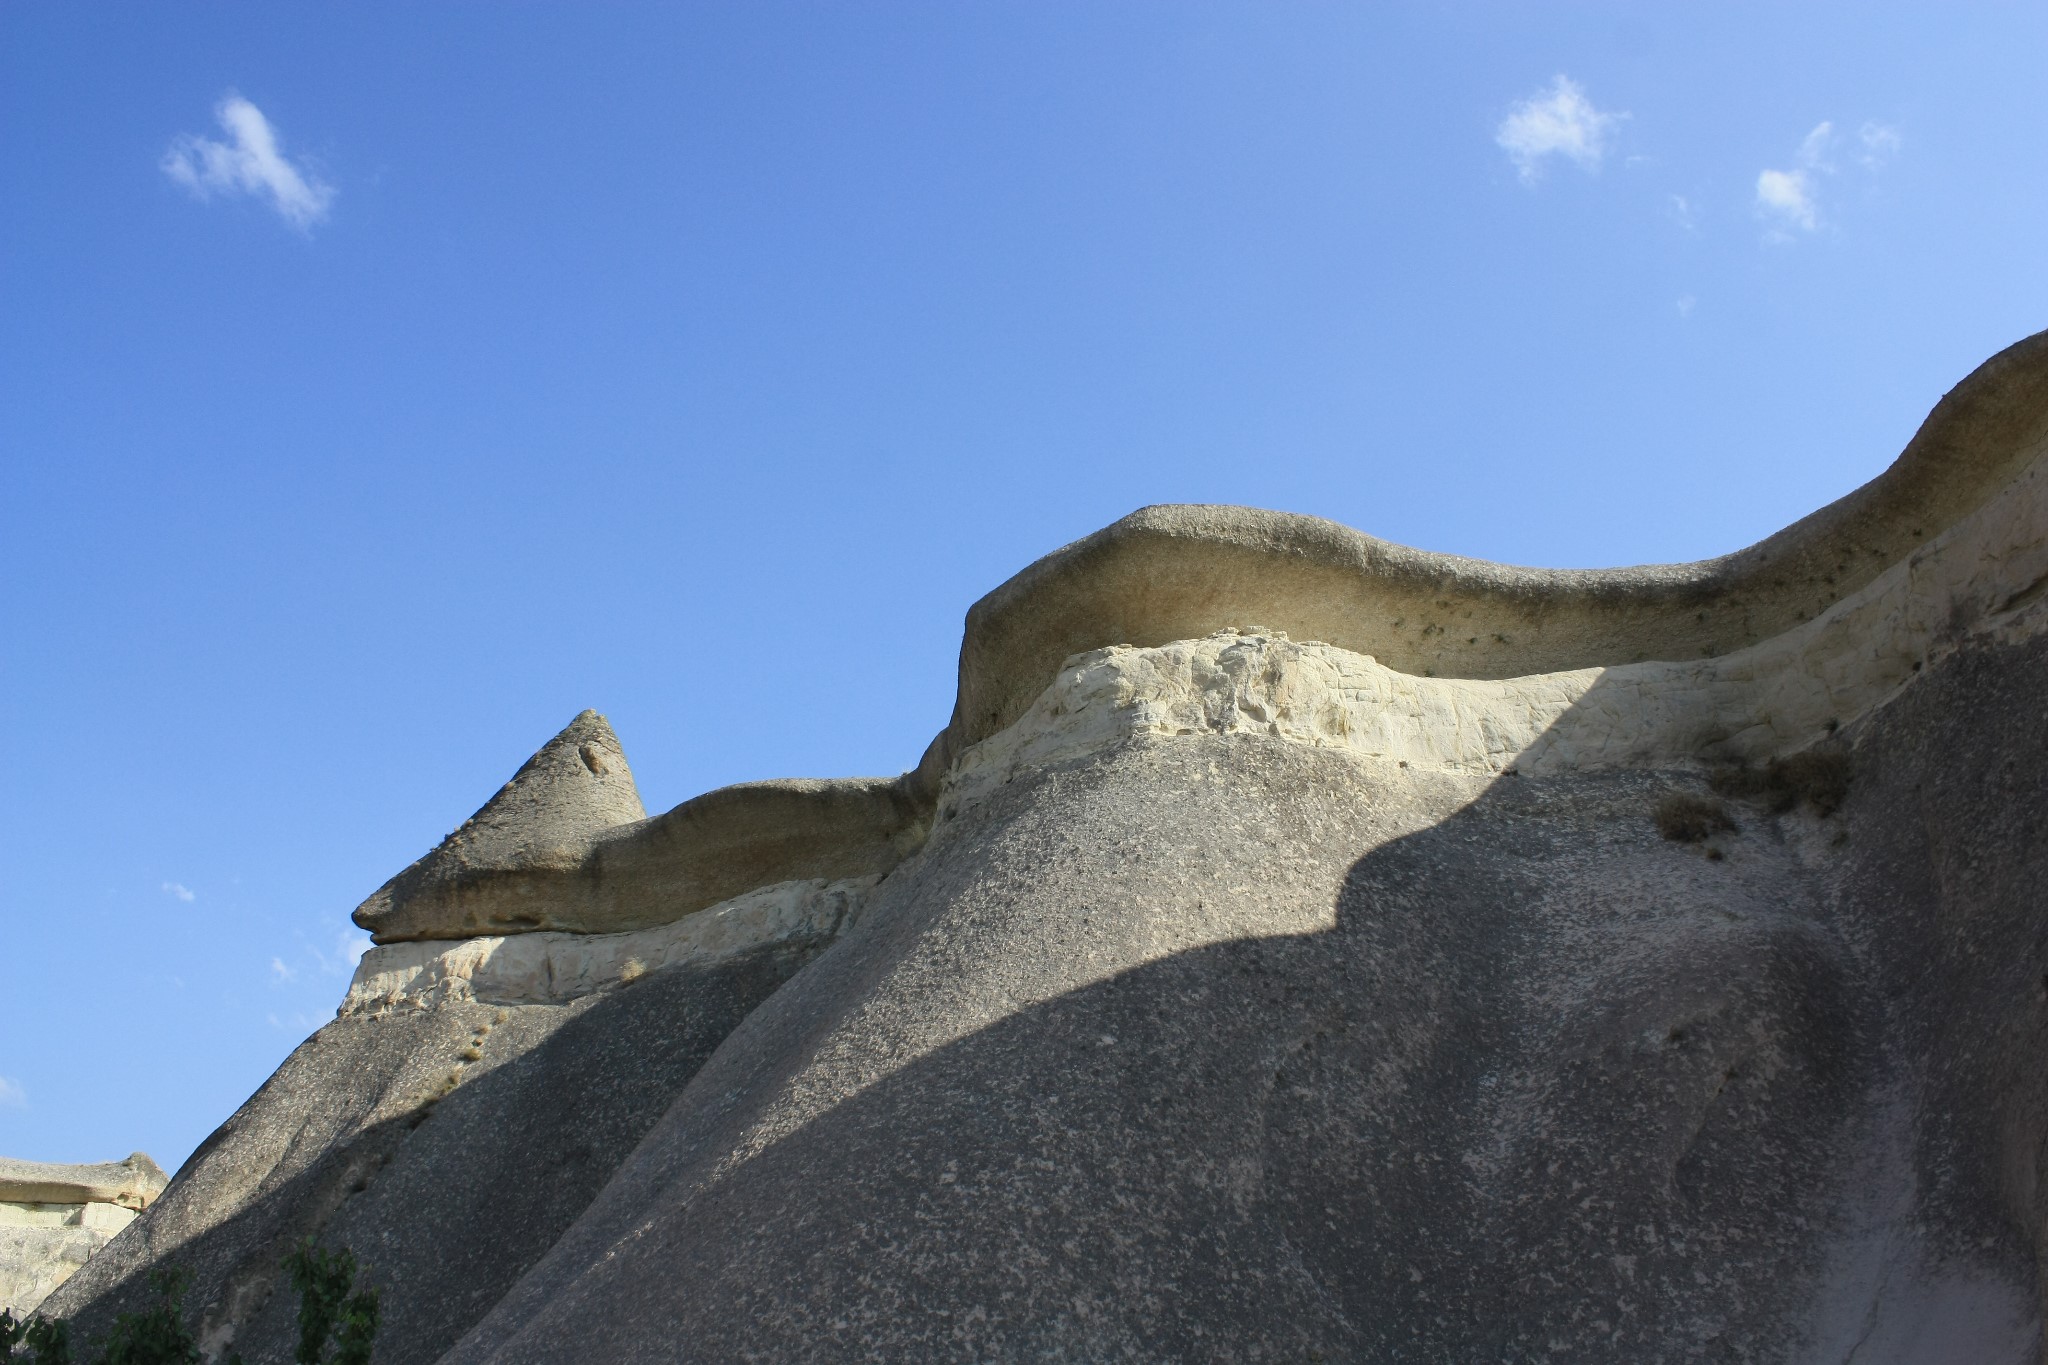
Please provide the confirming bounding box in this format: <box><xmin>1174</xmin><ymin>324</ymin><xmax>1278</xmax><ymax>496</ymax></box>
<box><xmin>355</xmin><ymin>328</ymin><xmax>2048</xmax><ymax>944</ymax></box>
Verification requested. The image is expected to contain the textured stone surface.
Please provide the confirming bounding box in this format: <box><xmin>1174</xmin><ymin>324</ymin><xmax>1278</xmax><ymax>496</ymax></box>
<box><xmin>1</xmin><ymin>1224</ymin><xmax>109</xmax><ymax>1317</ymax></box>
<box><xmin>947</xmin><ymin>413</ymin><xmax>2048</xmax><ymax>802</ymax></box>
<box><xmin>358</xmin><ymin>771</ymin><xmax>923</xmax><ymax>944</ymax></box>
<box><xmin>342</xmin><ymin>877</ymin><xmax>875</xmax><ymax>1016</ymax></box>
<box><xmin>0</xmin><ymin>1155</ymin><xmax>165</xmax><ymax>1314</ymax></box>
<box><xmin>50</xmin><ymin>333</ymin><xmax>2048</xmax><ymax>1361</ymax></box>
<box><xmin>945</xmin><ymin>327</ymin><xmax>2048</xmax><ymax>756</ymax></box>
<box><xmin>440</xmin><ymin>698</ymin><xmax>2044</xmax><ymax>1362</ymax></box>
<box><xmin>353</xmin><ymin>710</ymin><xmax>647</xmax><ymax>941</ymax></box>
<box><xmin>44</xmin><ymin>944</ymin><xmax>826</xmax><ymax>1364</ymax></box>
<box><xmin>0</xmin><ymin>1154</ymin><xmax>166</xmax><ymax>1210</ymax></box>
<box><xmin>358</xmin><ymin>333</ymin><xmax>2048</xmax><ymax>948</ymax></box>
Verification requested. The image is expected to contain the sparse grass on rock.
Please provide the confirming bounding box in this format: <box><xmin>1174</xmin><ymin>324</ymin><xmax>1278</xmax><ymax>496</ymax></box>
<box><xmin>1655</xmin><ymin>792</ymin><xmax>1737</xmax><ymax>843</ymax></box>
<box><xmin>1711</xmin><ymin>748</ymin><xmax>1852</xmax><ymax>816</ymax></box>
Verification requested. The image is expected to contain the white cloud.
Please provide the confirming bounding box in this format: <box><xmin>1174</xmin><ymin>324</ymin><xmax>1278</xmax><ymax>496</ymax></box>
<box><xmin>1676</xmin><ymin>294</ymin><xmax>1697</xmax><ymax>318</ymax></box>
<box><xmin>1497</xmin><ymin>76</ymin><xmax>1625</xmax><ymax>182</ymax></box>
<box><xmin>162</xmin><ymin>94</ymin><xmax>334</xmax><ymax>231</ymax></box>
<box><xmin>1756</xmin><ymin>168</ymin><xmax>1819</xmax><ymax>233</ymax></box>
<box><xmin>0</xmin><ymin>1077</ymin><xmax>25</xmax><ymax>1109</ymax></box>
<box><xmin>1755</xmin><ymin>118</ymin><xmax>1900</xmax><ymax>241</ymax></box>
<box><xmin>162</xmin><ymin>881</ymin><xmax>196</xmax><ymax>903</ymax></box>
<box><xmin>1756</xmin><ymin>122</ymin><xmax>1832</xmax><ymax>235</ymax></box>
<box><xmin>269</xmin><ymin>956</ymin><xmax>297</xmax><ymax>984</ymax></box>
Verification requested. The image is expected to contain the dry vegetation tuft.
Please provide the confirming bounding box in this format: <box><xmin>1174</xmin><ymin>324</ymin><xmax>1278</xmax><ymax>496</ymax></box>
<box><xmin>1710</xmin><ymin>747</ymin><xmax>1852</xmax><ymax>817</ymax></box>
<box><xmin>1655</xmin><ymin>792</ymin><xmax>1737</xmax><ymax>843</ymax></box>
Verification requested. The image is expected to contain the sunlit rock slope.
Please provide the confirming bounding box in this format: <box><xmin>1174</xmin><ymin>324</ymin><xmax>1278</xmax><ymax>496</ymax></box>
<box><xmin>47</xmin><ymin>331</ymin><xmax>2048</xmax><ymax>1363</ymax></box>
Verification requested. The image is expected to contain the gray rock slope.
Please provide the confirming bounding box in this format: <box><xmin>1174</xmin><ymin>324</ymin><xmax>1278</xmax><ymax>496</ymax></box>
<box><xmin>45</xmin><ymin>331</ymin><xmax>2048</xmax><ymax>1362</ymax></box>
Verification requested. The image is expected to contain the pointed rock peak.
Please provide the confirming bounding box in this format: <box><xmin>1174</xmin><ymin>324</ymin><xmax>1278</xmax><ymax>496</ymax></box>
<box><xmin>353</xmin><ymin>711</ymin><xmax>647</xmax><ymax>937</ymax></box>
<box><xmin>431</xmin><ymin>709</ymin><xmax>648</xmax><ymax>871</ymax></box>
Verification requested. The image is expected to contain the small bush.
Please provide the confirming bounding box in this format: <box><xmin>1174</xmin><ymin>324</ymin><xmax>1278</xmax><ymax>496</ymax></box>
<box><xmin>4</xmin><ymin>1241</ymin><xmax>377</xmax><ymax>1365</ymax></box>
<box><xmin>1710</xmin><ymin>747</ymin><xmax>1852</xmax><ymax>817</ymax></box>
<box><xmin>1</xmin><ymin>1307</ymin><xmax>72</xmax><ymax>1364</ymax></box>
<box><xmin>91</xmin><ymin>1269</ymin><xmax>206</xmax><ymax>1365</ymax></box>
<box><xmin>284</xmin><ymin>1240</ymin><xmax>379</xmax><ymax>1365</ymax></box>
<box><xmin>1655</xmin><ymin>792</ymin><xmax>1736</xmax><ymax>843</ymax></box>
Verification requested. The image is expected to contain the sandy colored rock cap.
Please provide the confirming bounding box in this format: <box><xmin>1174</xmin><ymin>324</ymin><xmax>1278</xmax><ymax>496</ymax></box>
<box><xmin>351</xmin><ymin>330</ymin><xmax>2048</xmax><ymax>947</ymax></box>
<box><xmin>0</xmin><ymin>1153</ymin><xmax>167</xmax><ymax>1210</ymax></box>
<box><xmin>352</xmin><ymin>710</ymin><xmax>647</xmax><ymax>938</ymax></box>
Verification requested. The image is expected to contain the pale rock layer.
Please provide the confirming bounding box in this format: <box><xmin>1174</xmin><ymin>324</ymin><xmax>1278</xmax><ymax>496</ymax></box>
<box><xmin>0</xmin><ymin>1155</ymin><xmax>166</xmax><ymax>1315</ymax></box>
<box><xmin>949</xmin><ymin>445</ymin><xmax>2048</xmax><ymax>809</ymax></box>
<box><xmin>342</xmin><ymin>877</ymin><xmax>876</xmax><ymax>1016</ymax></box>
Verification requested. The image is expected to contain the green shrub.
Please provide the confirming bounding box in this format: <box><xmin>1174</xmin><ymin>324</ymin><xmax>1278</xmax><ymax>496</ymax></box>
<box><xmin>1</xmin><ymin>1307</ymin><xmax>72</xmax><ymax>1364</ymax></box>
<box><xmin>283</xmin><ymin>1240</ymin><xmax>379</xmax><ymax>1365</ymax></box>
<box><xmin>3</xmin><ymin>1268</ymin><xmax>216</xmax><ymax>1365</ymax></box>
<box><xmin>2</xmin><ymin>1239</ymin><xmax>376</xmax><ymax>1365</ymax></box>
<box><xmin>90</xmin><ymin>1270</ymin><xmax>205</xmax><ymax>1365</ymax></box>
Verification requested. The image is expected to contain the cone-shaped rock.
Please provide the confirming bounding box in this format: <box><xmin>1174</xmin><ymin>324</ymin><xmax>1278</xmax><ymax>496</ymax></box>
<box><xmin>353</xmin><ymin>711</ymin><xmax>646</xmax><ymax>939</ymax></box>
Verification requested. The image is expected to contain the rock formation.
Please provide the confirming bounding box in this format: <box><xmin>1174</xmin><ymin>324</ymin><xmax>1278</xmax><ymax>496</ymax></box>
<box><xmin>0</xmin><ymin>1155</ymin><xmax>166</xmax><ymax>1315</ymax></box>
<box><xmin>42</xmin><ymin>331</ymin><xmax>2048</xmax><ymax>1361</ymax></box>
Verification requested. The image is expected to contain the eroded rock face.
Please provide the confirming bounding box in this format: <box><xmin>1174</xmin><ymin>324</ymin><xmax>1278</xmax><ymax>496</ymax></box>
<box><xmin>438</xmin><ymin>657</ymin><xmax>2047</xmax><ymax>1363</ymax></box>
<box><xmin>0</xmin><ymin>1155</ymin><xmax>166</xmax><ymax>1315</ymax></box>
<box><xmin>342</xmin><ymin>877</ymin><xmax>876</xmax><ymax>1016</ymax></box>
<box><xmin>352</xmin><ymin>710</ymin><xmax>648</xmax><ymax>942</ymax></box>
<box><xmin>46</xmin><ymin>332</ymin><xmax>2048</xmax><ymax>1361</ymax></box>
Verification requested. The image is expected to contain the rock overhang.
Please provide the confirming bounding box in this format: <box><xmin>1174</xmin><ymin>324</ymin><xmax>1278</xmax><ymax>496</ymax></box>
<box><xmin>354</xmin><ymin>327</ymin><xmax>2048</xmax><ymax>947</ymax></box>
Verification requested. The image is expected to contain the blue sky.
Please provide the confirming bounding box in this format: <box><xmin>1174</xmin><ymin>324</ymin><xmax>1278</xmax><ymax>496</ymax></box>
<box><xmin>4</xmin><ymin>3</ymin><xmax>2045</xmax><ymax>1171</ymax></box>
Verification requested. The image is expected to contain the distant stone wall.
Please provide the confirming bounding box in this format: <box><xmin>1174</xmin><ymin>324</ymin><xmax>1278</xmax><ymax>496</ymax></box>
<box><xmin>0</xmin><ymin>1155</ymin><xmax>166</xmax><ymax>1315</ymax></box>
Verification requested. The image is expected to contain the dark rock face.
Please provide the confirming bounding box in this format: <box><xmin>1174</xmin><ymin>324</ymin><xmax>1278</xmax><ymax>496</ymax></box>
<box><xmin>43</xmin><ymin>946</ymin><xmax>816</xmax><ymax>1365</ymax></box>
<box><xmin>433</xmin><ymin>646</ymin><xmax>2036</xmax><ymax>1364</ymax></box>
<box><xmin>438</xmin><ymin>734</ymin><xmax>1913</xmax><ymax>1363</ymax></box>
<box><xmin>1809</xmin><ymin>631</ymin><xmax>2048</xmax><ymax>1359</ymax></box>
<box><xmin>52</xmin><ymin>630</ymin><xmax>2048</xmax><ymax>1361</ymax></box>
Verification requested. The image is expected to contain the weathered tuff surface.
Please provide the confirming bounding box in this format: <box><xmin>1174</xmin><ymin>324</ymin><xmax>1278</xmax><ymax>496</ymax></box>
<box><xmin>45</xmin><ymin>331</ymin><xmax>2048</xmax><ymax>1362</ymax></box>
<box><xmin>46</xmin><ymin>946</ymin><xmax>828</xmax><ymax>1363</ymax></box>
<box><xmin>0</xmin><ymin>1155</ymin><xmax>167</xmax><ymax>1314</ymax></box>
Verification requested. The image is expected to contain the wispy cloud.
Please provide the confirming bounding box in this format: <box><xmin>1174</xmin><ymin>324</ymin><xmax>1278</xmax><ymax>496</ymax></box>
<box><xmin>162</xmin><ymin>93</ymin><xmax>335</xmax><ymax>231</ymax></box>
<box><xmin>1497</xmin><ymin>76</ymin><xmax>1625</xmax><ymax>182</ymax></box>
<box><xmin>1858</xmin><ymin>121</ymin><xmax>1902</xmax><ymax>169</ymax></box>
<box><xmin>1756</xmin><ymin>118</ymin><xmax>1899</xmax><ymax>241</ymax></box>
<box><xmin>0</xmin><ymin>1077</ymin><xmax>26</xmax><ymax>1109</ymax></box>
<box><xmin>305</xmin><ymin>923</ymin><xmax>371</xmax><ymax>978</ymax></box>
<box><xmin>269</xmin><ymin>956</ymin><xmax>297</xmax><ymax>985</ymax></box>
<box><xmin>1798</xmin><ymin>121</ymin><xmax>1837</xmax><ymax>173</ymax></box>
<box><xmin>162</xmin><ymin>881</ymin><xmax>196</xmax><ymax>903</ymax></box>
